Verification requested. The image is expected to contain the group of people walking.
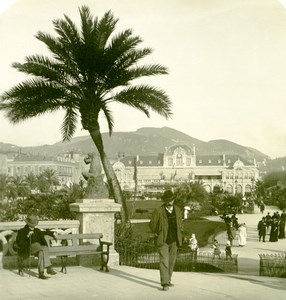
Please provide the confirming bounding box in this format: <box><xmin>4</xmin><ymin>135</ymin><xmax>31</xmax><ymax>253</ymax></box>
<box><xmin>220</xmin><ymin>213</ymin><xmax>247</xmax><ymax>247</ymax></box>
<box><xmin>257</xmin><ymin>210</ymin><xmax>286</xmax><ymax>242</ymax></box>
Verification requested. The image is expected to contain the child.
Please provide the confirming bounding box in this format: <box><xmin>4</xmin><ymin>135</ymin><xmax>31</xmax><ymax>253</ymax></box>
<box><xmin>189</xmin><ymin>233</ymin><xmax>199</xmax><ymax>271</ymax></box>
<box><xmin>212</xmin><ymin>239</ymin><xmax>221</xmax><ymax>259</ymax></box>
<box><xmin>189</xmin><ymin>233</ymin><xmax>199</xmax><ymax>252</ymax></box>
<box><xmin>225</xmin><ymin>240</ymin><xmax>232</xmax><ymax>260</ymax></box>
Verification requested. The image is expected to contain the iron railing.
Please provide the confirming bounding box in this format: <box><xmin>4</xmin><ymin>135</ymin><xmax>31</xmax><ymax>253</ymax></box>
<box><xmin>259</xmin><ymin>253</ymin><xmax>286</xmax><ymax>278</ymax></box>
<box><xmin>115</xmin><ymin>241</ymin><xmax>238</xmax><ymax>273</ymax></box>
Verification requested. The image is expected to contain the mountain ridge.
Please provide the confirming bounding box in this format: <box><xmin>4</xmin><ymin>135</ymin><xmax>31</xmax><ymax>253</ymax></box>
<box><xmin>0</xmin><ymin>127</ymin><xmax>269</xmax><ymax>162</ymax></box>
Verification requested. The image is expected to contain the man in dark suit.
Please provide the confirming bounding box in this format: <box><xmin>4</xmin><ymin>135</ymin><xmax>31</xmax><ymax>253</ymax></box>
<box><xmin>257</xmin><ymin>217</ymin><xmax>267</xmax><ymax>242</ymax></box>
<box><xmin>16</xmin><ymin>214</ymin><xmax>57</xmax><ymax>279</ymax></box>
<box><xmin>149</xmin><ymin>190</ymin><xmax>183</xmax><ymax>291</ymax></box>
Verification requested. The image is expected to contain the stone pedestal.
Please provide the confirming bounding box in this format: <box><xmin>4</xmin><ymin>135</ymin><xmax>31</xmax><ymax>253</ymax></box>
<box><xmin>70</xmin><ymin>198</ymin><xmax>121</xmax><ymax>266</ymax></box>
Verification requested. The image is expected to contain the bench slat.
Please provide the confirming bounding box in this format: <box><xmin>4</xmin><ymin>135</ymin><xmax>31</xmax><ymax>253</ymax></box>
<box><xmin>46</xmin><ymin>233</ymin><xmax>103</xmax><ymax>240</ymax></box>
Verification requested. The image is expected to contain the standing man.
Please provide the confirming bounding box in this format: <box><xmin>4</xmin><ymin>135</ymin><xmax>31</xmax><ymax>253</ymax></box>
<box><xmin>257</xmin><ymin>217</ymin><xmax>267</xmax><ymax>242</ymax></box>
<box><xmin>149</xmin><ymin>190</ymin><xmax>183</xmax><ymax>291</ymax></box>
<box><xmin>16</xmin><ymin>214</ymin><xmax>57</xmax><ymax>279</ymax></box>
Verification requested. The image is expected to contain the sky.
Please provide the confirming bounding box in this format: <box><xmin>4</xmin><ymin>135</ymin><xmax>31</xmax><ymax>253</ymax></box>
<box><xmin>1</xmin><ymin>0</ymin><xmax>286</xmax><ymax>159</ymax></box>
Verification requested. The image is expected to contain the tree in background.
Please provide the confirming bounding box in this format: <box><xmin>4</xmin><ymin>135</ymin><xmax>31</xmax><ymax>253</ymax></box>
<box><xmin>173</xmin><ymin>182</ymin><xmax>211</xmax><ymax>217</ymax></box>
<box><xmin>223</xmin><ymin>194</ymin><xmax>241</xmax><ymax>214</ymax></box>
<box><xmin>254</xmin><ymin>171</ymin><xmax>286</xmax><ymax>209</ymax></box>
<box><xmin>0</xmin><ymin>6</ymin><xmax>171</xmax><ymax>223</ymax></box>
<box><xmin>0</xmin><ymin>172</ymin><xmax>84</xmax><ymax>221</ymax></box>
<box><xmin>0</xmin><ymin>174</ymin><xmax>9</xmax><ymax>202</ymax></box>
<box><xmin>209</xmin><ymin>186</ymin><xmax>229</xmax><ymax>213</ymax></box>
<box><xmin>36</xmin><ymin>169</ymin><xmax>60</xmax><ymax>193</ymax></box>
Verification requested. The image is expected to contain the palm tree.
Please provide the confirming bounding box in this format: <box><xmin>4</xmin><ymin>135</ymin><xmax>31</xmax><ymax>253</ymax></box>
<box><xmin>0</xmin><ymin>174</ymin><xmax>9</xmax><ymax>202</ymax></box>
<box><xmin>24</xmin><ymin>172</ymin><xmax>38</xmax><ymax>193</ymax></box>
<box><xmin>0</xmin><ymin>6</ymin><xmax>171</xmax><ymax>223</ymax></box>
<box><xmin>6</xmin><ymin>175</ymin><xmax>29</xmax><ymax>202</ymax></box>
<box><xmin>37</xmin><ymin>169</ymin><xmax>60</xmax><ymax>193</ymax></box>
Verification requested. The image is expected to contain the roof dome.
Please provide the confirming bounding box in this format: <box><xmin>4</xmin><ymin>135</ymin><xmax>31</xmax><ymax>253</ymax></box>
<box><xmin>165</xmin><ymin>144</ymin><xmax>193</xmax><ymax>155</ymax></box>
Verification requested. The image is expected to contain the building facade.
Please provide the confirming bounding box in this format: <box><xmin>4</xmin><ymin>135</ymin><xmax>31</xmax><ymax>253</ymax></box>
<box><xmin>113</xmin><ymin>144</ymin><xmax>259</xmax><ymax>196</ymax></box>
<box><xmin>2</xmin><ymin>152</ymin><xmax>87</xmax><ymax>187</ymax></box>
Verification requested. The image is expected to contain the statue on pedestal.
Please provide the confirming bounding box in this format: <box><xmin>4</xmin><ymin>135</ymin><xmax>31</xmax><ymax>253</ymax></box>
<box><xmin>81</xmin><ymin>152</ymin><xmax>109</xmax><ymax>199</ymax></box>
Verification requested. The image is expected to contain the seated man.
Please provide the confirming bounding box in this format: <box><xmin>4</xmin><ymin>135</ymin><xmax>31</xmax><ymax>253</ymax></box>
<box><xmin>16</xmin><ymin>214</ymin><xmax>57</xmax><ymax>279</ymax></box>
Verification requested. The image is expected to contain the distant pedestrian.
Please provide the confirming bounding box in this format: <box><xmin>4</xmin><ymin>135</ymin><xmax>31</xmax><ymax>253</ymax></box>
<box><xmin>269</xmin><ymin>218</ymin><xmax>279</xmax><ymax>242</ymax></box>
<box><xmin>231</xmin><ymin>214</ymin><xmax>239</xmax><ymax>230</ymax></box>
<box><xmin>278</xmin><ymin>218</ymin><xmax>285</xmax><ymax>239</ymax></box>
<box><xmin>225</xmin><ymin>240</ymin><xmax>232</xmax><ymax>260</ymax></box>
<box><xmin>220</xmin><ymin>213</ymin><xmax>234</xmax><ymax>245</ymax></box>
<box><xmin>265</xmin><ymin>212</ymin><xmax>272</xmax><ymax>235</ymax></box>
<box><xmin>257</xmin><ymin>217</ymin><xmax>267</xmax><ymax>242</ymax></box>
<box><xmin>212</xmin><ymin>239</ymin><xmax>221</xmax><ymax>259</ymax></box>
<box><xmin>260</xmin><ymin>202</ymin><xmax>265</xmax><ymax>214</ymax></box>
<box><xmin>238</xmin><ymin>223</ymin><xmax>247</xmax><ymax>246</ymax></box>
<box><xmin>149</xmin><ymin>190</ymin><xmax>183</xmax><ymax>291</ymax></box>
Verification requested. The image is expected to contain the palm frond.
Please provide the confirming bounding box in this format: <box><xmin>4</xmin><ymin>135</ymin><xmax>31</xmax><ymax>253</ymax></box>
<box><xmin>100</xmin><ymin>104</ymin><xmax>114</xmax><ymax>135</ymax></box>
<box><xmin>95</xmin><ymin>10</ymin><xmax>117</xmax><ymax>50</ymax></box>
<box><xmin>79</xmin><ymin>6</ymin><xmax>96</xmax><ymax>43</ymax></box>
<box><xmin>128</xmin><ymin>64</ymin><xmax>168</xmax><ymax>78</ymax></box>
<box><xmin>113</xmin><ymin>85</ymin><xmax>172</xmax><ymax>119</ymax></box>
<box><xmin>12</xmin><ymin>56</ymin><xmax>63</xmax><ymax>81</ymax></box>
<box><xmin>1</xmin><ymin>79</ymin><xmax>66</xmax><ymax>123</ymax></box>
<box><xmin>36</xmin><ymin>31</ymin><xmax>67</xmax><ymax>62</ymax></box>
<box><xmin>61</xmin><ymin>107</ymin><xmax>78</xmax><ymax>141</ymax></box>
<box><xmin>55</xmin><ymin>14</ymin><xmax>81</xmax><ymax>46</ymax></box>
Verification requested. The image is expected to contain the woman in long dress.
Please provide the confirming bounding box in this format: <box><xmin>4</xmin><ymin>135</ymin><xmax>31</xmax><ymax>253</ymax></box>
<box><xmin>238</xmin><ymin>223</ymin><xmax>247</xmax><ymax>246</ymax></box>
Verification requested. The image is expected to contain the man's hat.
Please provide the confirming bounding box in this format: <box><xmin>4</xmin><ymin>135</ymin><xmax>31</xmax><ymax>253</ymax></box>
<box><xmin>25</xmin><ymin>215</ymin><xmax>39</xmax><ymax>227</ymax></box>
<box><xmin>161</xmin><ymin>190</ymin><xmax>174</xmax><ymax>203</ymax></box>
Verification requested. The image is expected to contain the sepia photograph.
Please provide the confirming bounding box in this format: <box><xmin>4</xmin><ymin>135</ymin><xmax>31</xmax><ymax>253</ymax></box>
<box><xmin>0</xmin><ymin>0</ymin><xmax>286</xmax><ymax>299</ymax></box>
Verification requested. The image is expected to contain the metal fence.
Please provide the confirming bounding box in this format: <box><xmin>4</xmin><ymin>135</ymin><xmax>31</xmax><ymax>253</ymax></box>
<box><xmin>115</xmin><ymin>242</ymin><xmax>238</xmax><ymax>273</ymax></box>
<box><xmin>259</xmin><ymin>253</ymin><xmax>286</xmax><ymax>278</ymax></box>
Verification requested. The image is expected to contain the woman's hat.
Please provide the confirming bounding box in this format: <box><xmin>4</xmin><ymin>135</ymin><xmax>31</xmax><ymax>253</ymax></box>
<box><xmin>161</xmin><ymin>190</ymin><xmax>174</xmax><ymax>203</ymax></box>
<box><xmin>25</xmin><ymin>215</ymin><xmax>39</xmax><ymax>227</ymax></box>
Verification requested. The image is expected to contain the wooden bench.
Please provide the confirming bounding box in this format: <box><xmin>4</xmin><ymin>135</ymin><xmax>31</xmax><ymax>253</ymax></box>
<box><xmin>44</xmin><ymin>233</ymin><xmax>112</xmax><ymax>273</ymax></box>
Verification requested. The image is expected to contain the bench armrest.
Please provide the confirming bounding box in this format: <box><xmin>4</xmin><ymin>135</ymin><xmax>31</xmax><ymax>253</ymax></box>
<box><xmin>101</xmin><ymin>241</ymin><xmax>112</xmax><ymax>246</ymax></box>
<box><xmin>99</xmin><ymin>240</ymin><xmax>112</xmax><ymax>254</ymax></box>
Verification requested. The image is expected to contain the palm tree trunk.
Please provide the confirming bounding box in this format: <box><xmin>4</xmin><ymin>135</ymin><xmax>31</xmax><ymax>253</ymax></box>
<box><xmin>88</xmin><ymin>127</ymin><xmax>129</xmax><ymax>224</ymax></box>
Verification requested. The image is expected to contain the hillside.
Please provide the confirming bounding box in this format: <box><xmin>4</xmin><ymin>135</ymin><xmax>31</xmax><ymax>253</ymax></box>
<box><xmin>0</xmin><ymin>127</ymin><xmax>269</xmax><ymax>163</ymax></box>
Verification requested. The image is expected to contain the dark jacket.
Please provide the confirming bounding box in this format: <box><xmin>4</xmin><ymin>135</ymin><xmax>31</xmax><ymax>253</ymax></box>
<box><xmin>149</xmin><ymin>205</ymin><xmax>183</xmax><ymax>247</ymax></box>
<box><xmin>16</xmin><ymin>224</ymin><xmax>55</xmax><ymax>258</ymax></box>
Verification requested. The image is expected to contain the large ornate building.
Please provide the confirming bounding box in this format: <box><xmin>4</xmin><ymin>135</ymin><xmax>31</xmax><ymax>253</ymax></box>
<box><xmin>113</xmin><ymin>144</ymin><xmax>260</xmax><ymax>196</ymax></box>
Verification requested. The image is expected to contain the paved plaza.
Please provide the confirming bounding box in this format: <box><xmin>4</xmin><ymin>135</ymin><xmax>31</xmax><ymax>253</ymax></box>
<box><xmin>0</xmin><ymin>205</ymin><xmax>285</xmax><ymax>299</ymax></box>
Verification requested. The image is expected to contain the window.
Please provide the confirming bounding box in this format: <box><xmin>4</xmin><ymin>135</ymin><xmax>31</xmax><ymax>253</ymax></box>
<box><xmin>199</xmin><ymin>160</ymin><xmax>202</xmax><ymax>164</ymax></box>
<box><xmin>176</xmin><ymin>154</ymin><xmax>183</xmax><ymax>166</ymax></box>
